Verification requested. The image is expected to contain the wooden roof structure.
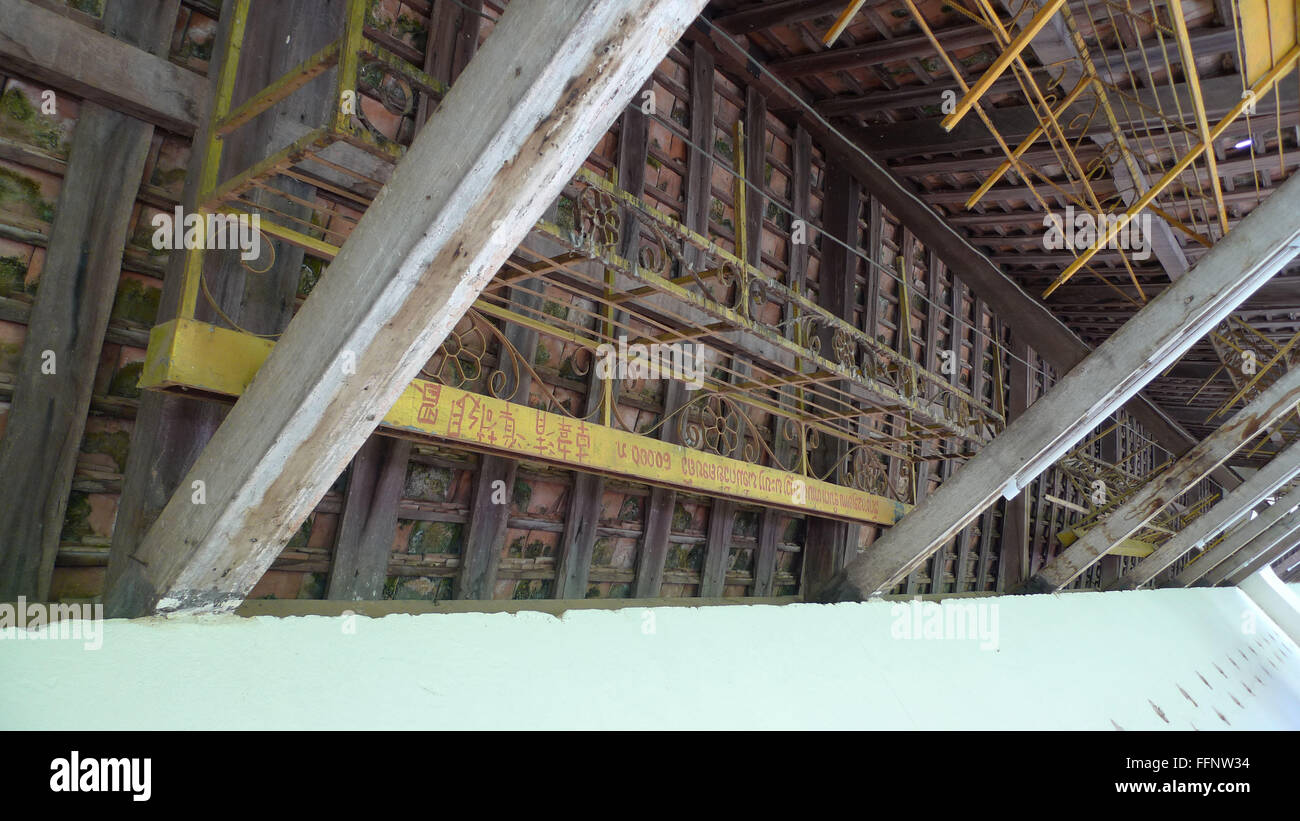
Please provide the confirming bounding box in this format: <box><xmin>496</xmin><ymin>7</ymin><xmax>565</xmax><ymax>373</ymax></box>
<box><xmin>1</xmin><ymin>0</ymin><xmax>1299</xmax><ymax>614</ymax></box>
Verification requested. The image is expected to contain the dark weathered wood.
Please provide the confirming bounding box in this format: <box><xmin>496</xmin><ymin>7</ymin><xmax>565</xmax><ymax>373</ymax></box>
<box><xmin>554</xmin><ymin>91</ymin><xmax>652</xmax><ymax>599</ymax></box>
<box><xmin>800</xmin><ymin>158</ymin><xmax>861</xmax><ymax>596</ymax></box>
<box><xmin>632</xmin><ymin>381</ymin><xmax>687</xmax><ymax>597</ymax></box>
<box><xmin>743</xmin><ymin>85</ymin><xmax>766</xmax><ymax>266</ymax></box>
<box><xmin>858</xmin><ymin>72</ymin><xmax>1296</xmax><ymax>158</ymax></box>
<box><xmin>326</xmin><ymin>435</ymin><xmax>412</xmax><ymax>600</ymax></box>
<box><xmin>974</xmin><ymin>504</ymin><xmax>997</xmax><ymax>591</ymax></box>
<box><xmin>904</xmin><ymin>234</ymin><xmax>933</xmax><ymax>594</ymax></box>
<box><xmin>420</xmin><ymin>0</ymin><xmax>483</xmax><ymax>123</ymax></box>
<box><xmin>458</xmin><ymin>264</ymin><xmax>546</xmax><ymax>598</ymax></box>
<box><xmin>699</xmin><ymin>497</ymin><xmax>737</xmax><ymax>597</ymax></box>
<box><xmin>114</xmin><ymin>0</ymin><xmax>707</xmax><ymax>615</ymax></box>
<box><xmin>996</xmin><ymin>334</ymin><xmax>1032</xmax><ymax>591</ymax></box>
<box><xmin>633</xmin><ymin>45</ymin><xmax>713</xmax><ymax>598</ymax></box>
<box><xmin>802</xmin><ymin>518</ymin><xmax>853</xmax><ymax>596</ymax></box>
<box><xmin>928</xmin><ymin>253</ymin><xmax>954</xmax><ymax>592</ymax></box>
<box><xmin>863</xmin><ymin>196</ymin><xmax>883</xmax><ymax>343</ymax></box>
<box><xmin>0</xmin><ymin>0</ymin><xmax>204</xmax><ymax>135</ymax></box>
<box><xmin>772</xmin><ymin>124</ymin><xmax>810</xmax><ymax>467</ymax></box>
<box><xmin>752</xmin><ymin>506</ymin><xmax>781</xmax><ymax>597</ymax></box>
<box><xmin>946</xmin><ymin>267</ymin><xmax>978</xmax><ymax>593</ymax></box>
<box><xmin>633</xmin><ymin>477</ymin><xmax>678</xmax><ymax>596</ymax></box>
<box><xmin>106</xmin><ymin>0</ymin><xmax>345</xmax><ymax>616</ymax></box>
<box><xmin>771</xmin><ymin>23</ymin><xmax>993</xmax><ymax>76</ymax></box>
<box><xmin>714</xmin><ymin>0</ymin><xmax>845</xmax><ymax>34</ymax></box>
<box><xmin>554</xmin><ymin>469</ymin><xmax>606</xmax><ymax>598</ymax></box>
<box><xmin>459</xmin><ymin>456</ymin><xmax>520</xmax><ymax>599</ymax></box>
<box><xmin>960</xmin><ymin>293</ymin><xmax>992</xmax><ymax>592</ymax></box>
<box><xmin>683</xmin><ymin>40</ymin><xmax>714</xmax><ymax>270</ymax></box>
<box><xmin>816</xmin><ymin>27</ymin><xmax>1236</xmax><ymax>119</ymax></box>
<box><xmin>0</xmin><ymin>0</ymin><xmax>178</xmax><ymax>602</ymax></box>
<box><xmin>818</xmin><ymin>74</ymin><xmax>1029</xmax><ymax>118</ymax></box>
<box><xmin>735</xmin><ymin>82</ymin><xmax>790</xmax><ymax>599</ymax></box>
<box><xmin>785</xmin><ymin>125</ymin><xmax>812</xmax><ymax>309</ymax></box>
<box><xmin>0</xmin><ymin>106</ymin><xmax>155</xmax><ymax>601</ymax></box>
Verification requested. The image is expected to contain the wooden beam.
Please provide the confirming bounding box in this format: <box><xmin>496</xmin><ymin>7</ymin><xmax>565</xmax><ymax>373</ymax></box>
<box><xmin>948</xmin><ymin>269</ymin><xmax>976</xmax><ymax>593</ymax></box>
<box><xmin>995</xmin><ymin>333</ymin><xmax>1031</xmax><ymax>590</ymax></box>
<box><xmin>771</xmin><ymin>22</ymin><xmax>993</xmax><ymax>77</ymax></box>
<box><xmin>1032</xmin><ymin>363</ymin><xmax>1300</xmax><ymax>591</ymax></box>
<box><xmin>553</xmin><ymin>84</ymin><xmax>652</xmax><ymax>601</ymax></box>
<box><xmin>699</xmin><ymin>496</ymin><xmax>738</xmax><ymax>597</ymax></box>
<box><xmin>1267</xmin><ymin>546</ymin><xmax>1300</xmax><ymax>582</ymax></box>
<box><xmin>818</xmin><ymin>74</ymin><xmax>1035</xmax><ymax>118</ymax></box>
<box><xmin>325</xmin><ymin>435</ymin><xmax>412</xmax><ymax>600</ymax></box>
<box><xmin>456</xmin><ymin>278</ymin><xmax>545</xmax><ymax>600</ymax></box>
<box><xmin>0</xmin><ymin>0</ymin><xmax>178</xmax><ymax>602</ymax></box>
<box><xmin>1170</xmin><ymin>485</ymin><xmax>1300</xmax><ymax>587</ymax></box>
<box><xmin>924</xmin><ymin>252</ymin><xmax>952</xmax><ymax>593</ymax></box>
<box><xmin>858</xmin><ymin>72</ymin><xmax>1299</xmax><ymax>158</ymax></box>
<box><xmin>672</xmin><ymin>60</ymin><xmax>749</xmax><ymax>599</ymax></box>
<box><xmin>714</xmin><ymin>0</ymin><xmax>847</xmax><ymax>35</ymax></box>
<box><xmin>105</xmin><ymin>0</ymin><xmax>708</xmax><ymax>615</ymax></box>
<box><xmin>799</xmin><ymin>155</ymin><xmax>862</xmax><ymax>596</ymax></box>
<box><xmin>632</xmin><ymin>381</ymin><xmax>687</xmax><ymax>597</ymax></box>
<box><xmin>0</xmin><ymin>0</ymin><xmax>205</xmax><ymax>135</ymax></box>
<box><xmin>968</xmin><ymin>297</ymin><xmax>995</xmax><ymax>591</ymax></box>
<box><xmin>904</xmin><ymin>236</ymin><xmax>936</xmax><ymax>594</ymax></box>
<box><xmin>553</xmin><ymin>470</ymin><xmax>606</xmax><ymax>598</ymax></box>
<box><xmin>633</xmin><ymin>43</ymin><xmax>713</xmax><ymax>598</ymax></box>
<box><xmin>106</xmin><ymin>0</ymin><xmax>345</xmax><ymax>614</ymax></box>
<box><xmin>811</xmin><ymin>169</ymin><xmax>1300</xmax><ymax>600</ymax></box>
<box><xmin>862</xmin><ymin>195</ymin><xmax>883</xmax><ymax>342</ymax></box>
<box><xmin>1113</xmin><ymin>436</ymin><xmax>1300</xmax><ymax>589</ymax></box>
<box><xmin>1216</xmin><ymin>514</ymin><xmax>1300</xmax><ymax>586</ymax></box>
<box><xmin>752</xmin><ymin>505</ymin><xmax>782</xmax><ymax>596</ymax></box>
<box><xmin>419</xmin><ymin>0</ymin><xmax>483</xmax><ymax>123</ymax></box>
<box><xmin>739</xmin><ymin>81</ymin><xmax>791</xmax><ymax>599</ymax></box>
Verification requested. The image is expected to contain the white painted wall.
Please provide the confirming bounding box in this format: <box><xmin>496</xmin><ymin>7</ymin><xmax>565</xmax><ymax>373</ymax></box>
<box><xmin>2</xmin><ymin>587</ymin><xmax>1298</xmax><ymax>730</ymax></box>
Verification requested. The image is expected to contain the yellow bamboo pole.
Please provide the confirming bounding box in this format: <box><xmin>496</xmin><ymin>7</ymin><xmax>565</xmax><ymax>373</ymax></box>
<box><xmin>940</xmin><ymin>0</ymin><xmax>1066</xmax><ymax>131</ymax></box>
<box><xmin>1169</xmin><ymin>0</ymin><xmax>1230</xmax><ymax>236</ymax></box>
<box><xmin>1042</xmin><ymin>43</ymin><xmax>1300</xmax><ymax>298</ymax></box>
<box><xmin>822</xmin><ymin>0</ymin><xmax>868</xmax><ymax>46</ymax></box>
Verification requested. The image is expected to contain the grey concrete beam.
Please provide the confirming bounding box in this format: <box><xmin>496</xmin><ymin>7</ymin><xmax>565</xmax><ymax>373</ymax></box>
<box><xmin>1215</xmin><ymin>518</ymin><xmax>1300</xmax><ymax>586</ymax></box>
<box><xmin>1169</xmin><ymin>485</ymin><xmax>1300</xmax><ymax>587</ymax></box>
<box><xmin>1031</xmin><ymin>364</ymin><xmax>1300</xmax><ymax>591</ymax></box>
<box><xmin>1111</xmin><ymin>436</ymin><xmax>1300</xmax><ymax>589</ymax></box>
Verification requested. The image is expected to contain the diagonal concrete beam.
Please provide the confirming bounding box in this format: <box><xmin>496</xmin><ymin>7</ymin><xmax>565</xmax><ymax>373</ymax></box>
<box><xmin>811</xmin><ymin>170</ymin><xmax>1300</xmax><ymax>601</ymax></box>
<box><xmin>1276</xmin><ymin>547</ymin><xmax>1300</xmax><ymax>582</ymax></box>
<box><xmin>103</xmin><ymin>0</ymin><xmax>708</xmax><ymax>616</ymax></box>
<box><xmin>1226</xmin><ymin>539</ymin><xmax>1300</xmax><ymax>586</ymax></box>
<box><xmin>1110</xmin><ymin>436</ymin><xmax>1300</xmax><ymax>589</ymax></box>
<box><xmin>1030</xmin><ymin>364</ymin><xmax>1300</xmax><ymax>592</ymax></box>
<box><xmin>1211</xmin><ymin>513</ymin><xmax>1300</xmax><ymax>586</ymax></box>
<box><xmin>1168</xmin><ymin>484</ymin><xmax>1300</xmax><ymax>587</ymax></box>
